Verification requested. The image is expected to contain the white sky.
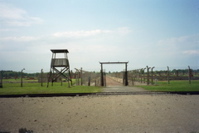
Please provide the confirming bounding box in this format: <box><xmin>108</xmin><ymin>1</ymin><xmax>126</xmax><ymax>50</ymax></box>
<box><xmin>0</xmin><ymin>0</ymin><xmax>199</xmax><ymax>72</ymax></box>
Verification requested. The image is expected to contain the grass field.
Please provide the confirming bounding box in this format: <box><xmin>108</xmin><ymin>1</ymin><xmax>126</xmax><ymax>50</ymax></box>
<box><xmin>139</xmin><ymin>80</ymin><xmax>199</xmax><ymax>92</ymax></box>
<box><xmin>0</xmin><ymin>81</ymin><xmax>101</xmax><ymax>95</ymax></box>
<box><xmin>3</xmin><ymin>78</ymin><xmax>37</xmax><ymax>82</ymax></box>
<box><xmin>1</xmin><ymin>79</ymin><xmax>199</xmax><ymax>95</ymax></box>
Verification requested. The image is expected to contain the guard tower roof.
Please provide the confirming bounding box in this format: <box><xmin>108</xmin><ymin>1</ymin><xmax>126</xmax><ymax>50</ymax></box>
<box><xmin>51</xmin><ymin>49</ymin><xmax>69</xmax><ymax>53</ymax></box>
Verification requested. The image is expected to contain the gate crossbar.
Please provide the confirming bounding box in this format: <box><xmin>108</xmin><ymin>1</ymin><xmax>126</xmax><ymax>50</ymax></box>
<box><xmin>100</xmin><ymin>62</ymin><xmax>128</xmax><ymax>64</ymax></box>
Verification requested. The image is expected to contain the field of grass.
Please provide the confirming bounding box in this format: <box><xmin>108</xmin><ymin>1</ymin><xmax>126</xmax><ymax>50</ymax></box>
<box><xmin>0</xmin><ymin>81</ymin><xmax>101</xmax><ymax>95</ymax></box>
<box><xmin>139</xmin><ymin>80</ymin><xmax>199</xmax><ymax>92</ymax></box>
<box><xmin>3</xmin><ymin>78</ymin><xmax>38</xmax><ymax>82</ymax></box>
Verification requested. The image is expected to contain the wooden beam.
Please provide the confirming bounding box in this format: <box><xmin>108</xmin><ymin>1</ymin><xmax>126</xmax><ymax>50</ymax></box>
<box><xmin>99</xmin><ymin>62</ymin><xmax>128</xmax><ymax>64</ymax></box>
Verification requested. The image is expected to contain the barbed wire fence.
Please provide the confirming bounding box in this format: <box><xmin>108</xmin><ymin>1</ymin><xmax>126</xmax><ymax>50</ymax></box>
<box><xmin>127</xmin><ymin>66</ymin><xmax>199</xmax><ymax>85</ymax></box>
<box><xmin>73</xmin><ymin>68</ymin><xmax>101</xmax><ymax>86</ymax></box>
<box><xmin>68</xmin><ymin>66</ymin><xmax>199</xmax><ymax>87</ymax></box>
<box><xmin>1</xmin><ymin>66</ymin><xmax>199</xmax><ymax>88</ymax></box>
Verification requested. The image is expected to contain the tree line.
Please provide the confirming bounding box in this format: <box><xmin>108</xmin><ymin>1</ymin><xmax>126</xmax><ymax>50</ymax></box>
<box><xmin>0</xmin><ymin>70</ymin><xmax>41</xmax><ymax>79</ymax></box>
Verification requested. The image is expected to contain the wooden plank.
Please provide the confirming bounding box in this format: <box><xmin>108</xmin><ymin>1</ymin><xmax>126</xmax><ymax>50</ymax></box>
<box><xmin>99</xmin><ymin>62</ymin><xmax>128</xmax><ymax>64</ymax></box>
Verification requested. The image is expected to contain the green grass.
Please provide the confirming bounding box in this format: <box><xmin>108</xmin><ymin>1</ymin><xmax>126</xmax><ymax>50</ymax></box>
<box><xmin>0</xmin><ymin>82</ymin><xmax>101</xmax><ymax>95</ymax></box>
<box><xmin>138</xmin><ymin>80</ymin><xmax>199</xmax><ymax>92</ymax></box>
<box><xmin>3</xmin><ymin>78</ymin><xmax>37</xmax><ymax>82</ymax></box>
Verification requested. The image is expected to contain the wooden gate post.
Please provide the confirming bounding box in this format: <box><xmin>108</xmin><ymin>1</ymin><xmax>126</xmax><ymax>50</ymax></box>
<box><xmin>100</xmin><ymin>63</ymin><xmax>104</xmax><ymax>86</ymax></box>
<box><xmin>125</xmin><ymin>63</ymin><xmax>128</xmax><ymax>86</ymax></box>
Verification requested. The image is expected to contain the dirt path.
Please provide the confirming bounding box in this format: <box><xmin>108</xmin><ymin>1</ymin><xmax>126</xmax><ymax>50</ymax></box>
<box><xmin>0</xmin><ymin>95</ymin><xmax>199</xmax><ymax>133</ymax></box>
<box><xmin>105</xmin><ymin>76</ymin><xmax>123</xmax><ymax>87</ymax></box>
<box><xmin>103</xmin><ymin>76</ymin><xmax>147</xmax><ymax>92</ymax></box>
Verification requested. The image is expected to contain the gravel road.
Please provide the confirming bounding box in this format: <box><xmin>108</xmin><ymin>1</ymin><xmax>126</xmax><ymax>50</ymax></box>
<box><xmin>0</xmin><ymin>95</ymin><xmax>199</xmax><ymax>133</ymax></box>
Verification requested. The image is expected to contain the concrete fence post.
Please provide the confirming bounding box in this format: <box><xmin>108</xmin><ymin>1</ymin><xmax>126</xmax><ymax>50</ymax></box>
<box><xmin>167</xmin><ymin>66</ymin><xmax>170</xmax><ymax>84</ymax></box>
<box><xmin>41</xmin><ymin>69</ymin><xmax>43</xmax><ymax>87</ymax></box>
<box><xmin>80</xmin><ymin>67</ymin><xmax>83</xmax><ymax>85</ymax></box>
<box><xmin>21</xmin><ymin>68</ymin><xmax>25</xmax><ymax>87</ymax></box>
<box><xmin>146</xmin><ymin>66</ymin><xmax>151</xmax><ymax>85</ymax></box>
<box><xmin>0</xmin><ymin>71</ymin><xmax>3</xmax><ymax>88</ymax></box>
<box><xmin>151</xmin><ymin>67</ymin><xmax>155</xmax><ymax>85</ymax></box>
<box><xmin>188</xmin><ymin>66</ymin><xmax>192</xmax><ymax>84</ymax></box>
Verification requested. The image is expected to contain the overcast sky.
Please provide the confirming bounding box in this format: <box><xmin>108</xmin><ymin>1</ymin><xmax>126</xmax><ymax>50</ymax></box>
<box><xmin>0</xmin><ymin>0</ymin><xmax>199</xmax><ymax>73</ymax></box>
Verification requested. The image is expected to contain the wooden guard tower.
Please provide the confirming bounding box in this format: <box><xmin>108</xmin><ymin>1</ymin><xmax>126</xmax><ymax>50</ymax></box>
<box><xmin>47</xmin><ymin>49</ymin><xmax>71</xmax><ymax>87</ymax></box>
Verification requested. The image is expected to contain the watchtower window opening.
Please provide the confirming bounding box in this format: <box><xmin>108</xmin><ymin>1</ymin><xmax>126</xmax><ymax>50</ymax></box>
<box><xmin>51</xmin><ymin>49</ymin><xmax>69</xmax><ymax>59</ymax></box>
<box><xmin>53</xmin><ymin>53</ymin><xmax>67</xmax><ymax>58</ymax></box>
